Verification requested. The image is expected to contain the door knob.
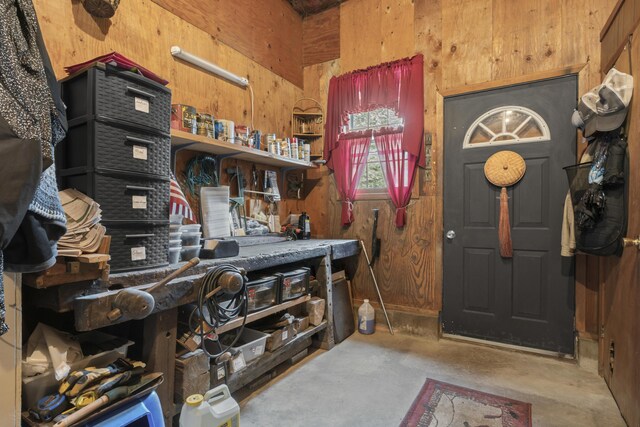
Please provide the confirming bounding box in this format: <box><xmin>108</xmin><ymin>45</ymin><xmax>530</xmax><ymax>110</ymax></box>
<box><xmin>446</xmin><ymin>230</ymin><xmax>456</xmax><ymax>240</ymax></box>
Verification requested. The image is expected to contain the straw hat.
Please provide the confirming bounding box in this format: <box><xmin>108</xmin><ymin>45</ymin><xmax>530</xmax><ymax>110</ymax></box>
<box><xmin>484</xmin><ymin>151</ymin><xmax>526</xmax><ymax>187</ymax></box>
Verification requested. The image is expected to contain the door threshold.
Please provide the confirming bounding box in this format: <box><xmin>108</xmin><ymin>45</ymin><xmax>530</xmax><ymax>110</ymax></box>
<box><xmin>441</xmin><ymin>333</ymin><xmax>575</xmax><ymax>360</ymax></box>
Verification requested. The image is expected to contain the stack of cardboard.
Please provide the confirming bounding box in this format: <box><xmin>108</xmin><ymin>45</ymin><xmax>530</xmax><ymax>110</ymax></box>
<box><xmin>57</xmin><ymin>189</ymin><xmax>106</xmax><ymax>258</ymax></box>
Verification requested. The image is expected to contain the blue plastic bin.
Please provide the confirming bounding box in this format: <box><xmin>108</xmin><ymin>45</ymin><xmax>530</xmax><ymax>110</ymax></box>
<box><xmin>84</xmin><ymin>390</ymin><xmax>164</xmax><ymax>427</ymax></box>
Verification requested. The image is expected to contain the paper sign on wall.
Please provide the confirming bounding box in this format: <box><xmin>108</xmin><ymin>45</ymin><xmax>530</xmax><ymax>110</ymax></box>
<box><xmin>134</xmin><ymin>97</ymin><xmax>150</xmax><ymax>113</ymax></box>
<box><xmin>132</xmin><ymin>195</ymin><xmax>147</xmax><ymax>210</ymax></box>
<box><xmin>133</xmin><ymin>145</ymin><xmax>148</xmax><ymax>160</ymax></box>
<box><xmin>131</xmin><ymin>247</ymin><xmax>146</xmax><ymax>261</ymax></box>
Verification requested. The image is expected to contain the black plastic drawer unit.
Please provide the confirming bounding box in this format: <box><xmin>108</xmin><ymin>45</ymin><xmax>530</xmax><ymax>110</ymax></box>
<box><xmin>277</xmin><ymin>268</ymin><xmax>311</xmax><ymax>303</ymax></box>
<box><xmin>62</xmin><ymin>63</ymin><xmax>172</xmax><ymax>133</ymax></box>
<box><xmin>246</xmin><ymin>276</ymin><xmax>279</xmax><ymax>313</ymax></box>
<box><xmin>61</xmin><ymin>170</ymin><xmax>170</xmax><ymax>222</ymax></box>
<box><xmin>57</xmin><ymin>119</ymin><xmax>171</xmax><ymax>178</ymax></box>
<box><xmin>104</xmin><ymin>222</ymin><xmax>169</xmax><ymax>272</ymax></box>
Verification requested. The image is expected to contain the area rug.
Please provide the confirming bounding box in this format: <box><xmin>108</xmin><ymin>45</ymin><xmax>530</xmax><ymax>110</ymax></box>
<box><xmin>400</xmin><ymin>379</ymin><xmax>532</xmax><ymax>427</ymax></box>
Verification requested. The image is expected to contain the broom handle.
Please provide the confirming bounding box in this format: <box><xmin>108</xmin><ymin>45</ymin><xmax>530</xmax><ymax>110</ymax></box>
<box><xmin>499</xmin><ymin>187</ymin><xmax>513</xmax><ymax>258</ymax></box>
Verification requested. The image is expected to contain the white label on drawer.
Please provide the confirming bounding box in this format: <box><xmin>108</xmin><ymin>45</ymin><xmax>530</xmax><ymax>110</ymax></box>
<box><xmin>133</xmin><ymin>145</ymin><xmax>148</xmax><ymax>160</ymax></box>
<box><xmin>231</xmin><ymin>353</ymin><xmax>246</xmax><ymax>372</ymax></box>
<box><xmin>131</xmin><ymin>247</ymin><xmax>146</xmax><ymax>261</ymax></box>
<box><xmin>134</xmin><ymin>97</ymin><xmax>150</xmax><ymax>113</ymax></box>
<box><xmin>282</xmin><ymin>329</ymin><xmax>288</xmax><ymax>341</ymax></box>
<box><xmin>132</xmin><ymin>195</ymin><xmax>147</xmax><ymax>209</ymax></box>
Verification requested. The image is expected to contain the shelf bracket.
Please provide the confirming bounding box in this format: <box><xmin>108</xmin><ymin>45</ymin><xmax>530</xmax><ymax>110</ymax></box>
<box><xmin>170</xmin><ymin>142</ymin><xmax>197</xmax><ymax>173</ymax></box>
<box><xmin>215</xmin><ymin>153</ymin><xmax>239</xmax><ymax>181</ymax></box>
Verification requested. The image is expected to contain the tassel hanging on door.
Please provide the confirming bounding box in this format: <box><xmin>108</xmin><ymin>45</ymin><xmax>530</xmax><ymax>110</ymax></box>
<box><xmin>499</xmin><ymin>187</ymin><xmax>513</xmax><ymax>258</ymax></box>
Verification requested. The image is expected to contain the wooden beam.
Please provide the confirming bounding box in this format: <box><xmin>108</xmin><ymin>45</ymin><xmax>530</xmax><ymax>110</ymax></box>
<box><xmin>216</xmin><ymin>295</ymin><xmax>311</xmax><ymax>334</ymax></box>
<box><xmin>440</xmin><ymin>64</ymin><xmax>587</xmax><ymax>97</ymax></box>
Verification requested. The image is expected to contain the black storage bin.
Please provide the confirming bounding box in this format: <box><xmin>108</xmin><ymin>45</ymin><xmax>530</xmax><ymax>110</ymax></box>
<box><xmin>246</xmin><ymin>276</ymin><xmax>279</xmax><ymax>313</ymax></box>
<box><xmin>57</xmin><ymin>119</ymin><xmax>170</xmax><ymax>177</ymax></box>
<box><xmin>62</xmin><ymin>63</ymin><xmax>171</xmax><ymax>133</ymax></box>
<box><xmin>60</xmin><ymin>170</ymin><xmax>170</xmax><ymax>222</ymax></box>
<box><xmin>104</xmin><ymin>221</ymin><xmax>169</xmax><ymax>272</ymax></box>
<box><xmin>277</xmin><ymin>268</ymin><xmax>310</xmax><ymax>303</ymax></box>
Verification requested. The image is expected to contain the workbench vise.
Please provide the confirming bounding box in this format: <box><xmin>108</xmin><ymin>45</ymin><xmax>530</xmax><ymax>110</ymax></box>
<box><xmin>106</xmin><ymin>257</ymin><xmax>200</xmax><ymax>322</ymax></box>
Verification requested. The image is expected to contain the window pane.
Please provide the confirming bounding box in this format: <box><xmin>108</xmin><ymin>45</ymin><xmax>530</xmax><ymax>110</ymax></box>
<box><xmin>352</xmin><ymin>113</ymin><xmax>369</xmax><ymax>130</ymax></box>
<box><xmin>369</xmin><ymin>109</ymin><xmax>388</xmax><ymax>128</ymax></box>
<box><xmin>518</xmin><ymin>120</ymin><xmax>543</xmax><ymax>139</ymax></box>
<box><xmin>469</xmin><ymin>127</ymin><xmax>492</xmax><ymax>145</ymax></box>
<box><xmin>481</xmin><ymin>113</ymin><xmax>503</xmax><ymax>134</ymax></box>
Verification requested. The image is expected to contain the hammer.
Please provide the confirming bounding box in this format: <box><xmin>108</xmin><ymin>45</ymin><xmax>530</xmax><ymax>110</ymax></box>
<box><xmin>106</xmin><ymin>257</ymin><xmax>200</xmax><ymax>321</ymax></box>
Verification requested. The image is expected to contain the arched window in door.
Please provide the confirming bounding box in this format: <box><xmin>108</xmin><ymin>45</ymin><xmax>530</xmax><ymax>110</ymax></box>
<box><xmin>463</xmin><ymin>106</ymin><xmax>551</xmax><ymax>149</ymax></box>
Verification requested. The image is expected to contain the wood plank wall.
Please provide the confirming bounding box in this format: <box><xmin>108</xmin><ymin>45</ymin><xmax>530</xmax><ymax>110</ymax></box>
<box><xmin>32</xmin><ymin>0</ymin><xmax>306</xmax><ymax>225</ymax></box>
<box><xmin>598</xmin><ymin>7</ymin><xmax>640</xmax><ymax>424</ymax></box>
<box><xmin>150</xmin><ymin>0</ymin><xmax>304</xmax><ymax>87</ymax></box>
<box><xmin>303</xmin><ymin>0</ymin><xmax>617</xmax><ymax>315</ymax></box>
<box><xmin>303</xmin><ymin>7</ymin><xmax>341</xmax><ymax>66</ymax></box>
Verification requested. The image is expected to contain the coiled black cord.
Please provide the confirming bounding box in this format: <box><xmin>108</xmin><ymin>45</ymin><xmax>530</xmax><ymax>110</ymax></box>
<box><xmin>189</xmin><ymin>264</ymin><xmax>248</xmax><ymax>359</ymax></box>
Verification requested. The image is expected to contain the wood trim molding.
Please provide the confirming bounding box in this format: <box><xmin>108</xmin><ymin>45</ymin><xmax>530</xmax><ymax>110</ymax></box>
<box><xmin>601</xmin><ymin>0</ymin><xmax>626</xmax><ymax>41</ymax></box>
<box><xmin>440</xmin><ymin>64</ymin><xmax>587</xmax><ymax>98</ymax></box>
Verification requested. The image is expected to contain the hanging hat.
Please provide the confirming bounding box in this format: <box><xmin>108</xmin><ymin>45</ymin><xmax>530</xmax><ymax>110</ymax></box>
<box><xmin>571</xmin><ymin>68</ymin><xmax>633</xmax><ymax>136</ymax></box>
<box><xmin>595</xmin><ymin>68</ymin><xmax>633</xmax><ymax>132</ymax></box>
<box><xmin>81</xmin><ymin>0</ymin><xmax>121</xmax><ymax>19</ymax></box>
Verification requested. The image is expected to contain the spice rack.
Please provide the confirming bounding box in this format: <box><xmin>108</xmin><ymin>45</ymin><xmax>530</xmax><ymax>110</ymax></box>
<box><xmin>292</xmin><ymin>98</ymin><xmax>324</xmax><ymax>159</ymax></box>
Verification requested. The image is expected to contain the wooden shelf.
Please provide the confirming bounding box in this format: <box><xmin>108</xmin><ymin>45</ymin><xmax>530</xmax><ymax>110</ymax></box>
<box><xmin>171</xmin><ymin>129</ymin><xmax>316</xmax><ymax>169</ymax></box>
<box><xmin>216</xmin><ymin>294</ymin><xmax>311</xmax><ymax>334</ymax></box>
<box><xmin>293</xmin><ymin>133</ymin><xmax>323</xmax><ymax>138</ymax></box>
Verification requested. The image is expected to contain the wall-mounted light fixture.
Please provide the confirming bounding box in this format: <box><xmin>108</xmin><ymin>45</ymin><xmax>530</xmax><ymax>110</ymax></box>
<box><xmin>170</xmin><ymin>46</ymin><xmax>249</xmax><ymax>87</ymax></box>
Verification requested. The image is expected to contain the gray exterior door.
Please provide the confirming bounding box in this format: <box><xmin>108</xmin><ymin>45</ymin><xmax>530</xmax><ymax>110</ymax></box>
<box><xmin>442</xmin><ymin>76</ymin><xmax>576</xmax><ymax>355</ymax></box>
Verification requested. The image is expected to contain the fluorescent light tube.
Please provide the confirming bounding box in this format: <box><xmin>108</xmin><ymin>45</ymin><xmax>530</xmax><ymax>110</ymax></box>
<box><xmin>171</xmin><ymin>46</ymin><xmax>249</xmax><ymax>87</ymax></box>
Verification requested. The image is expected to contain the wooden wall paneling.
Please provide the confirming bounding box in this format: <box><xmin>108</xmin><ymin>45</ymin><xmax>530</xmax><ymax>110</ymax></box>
<box><xmin>340</xmin><ymin>0</ymin><xmax>382</xmax><ymax>72</ymax></box>
<box><xmin>379</xmin><ymin>0</ymin><xmax>415</xmax><ymax>62</ymax></box>
<box><xmin>492</xmin><ymin>0</ymin><xmax>563</xmax><ymax>81</ymax></box>
<box><xmin>598</xmin><ymin>41</ymin><xmax>640</xmax><ymax>427</ymax></box>
<box><xmin>440</xmin><ymin>0</ymin><xmax>493</xmax><ymax>90</ymax></box>
<box><xmin>303</xmin><ymin>7</ymin><xmax>341</xmax><ymax>66</ymax></box>
<box><xmin>600</xmin><ymin>0</ymin><xmax>640</xmax><ymax>72</ymax></box>
<box><xmin>150</xmin><ymin>0</ymin><xmax>304</xmax><ymax>87</ymax></box>
<box><xmin>33</xmin><ymin>0</ymin><xmax>303</xmax><ymax>138</ymax></box>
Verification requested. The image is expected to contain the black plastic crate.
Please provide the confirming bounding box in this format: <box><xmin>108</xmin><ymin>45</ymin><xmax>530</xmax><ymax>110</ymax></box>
<box><xmin>60</xmin><ymin>169</ymin><xmax>170</xmax><ymax>222</ymax></box>
<box><xmin>277</xmin><ymin>268</ymin><xmax>311</xmax><ymax>303</ymax></box>
<box><xmin>56</xmin><ymin>119</ymin><xmax>170</xmax><ymax>177</ymax></box>
<box><xmin>246</xmin><ymin>276</ymin><xmax>279</xmax><ymax>313</ymax></box>
<box><xmin>62</xmin><ymin>63</ymin><xmax>171</xmax><ymax>133</ymax></box>
<box><xmin>104</xmin><ymin>221</ymin><xmax>169</xmax><ymax>272</ymax></box>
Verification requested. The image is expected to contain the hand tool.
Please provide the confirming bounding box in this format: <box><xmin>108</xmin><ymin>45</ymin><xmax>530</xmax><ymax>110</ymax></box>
<box><xmin>53</xmin><ymin>372</ymin><xmax>163</xmax><ymax>427</ymax></box>
<box><xmin>360</xmin><ymin>240</ymin><xmax>393</xmax><ymax>334</ymax></box>
<box><xmin>106</xmin><ymin>257</ymin><xmax>200</xmax><ymax>321</ymax></box>
<box><xmin>370</xmin><ymin>208</ymin><xmax>381</xmax><ymax>266</ymax></box>
<box><xmin>29</xmin><ymin>393</ymin><xmax>69</xmax><ymax>422</ymax></box>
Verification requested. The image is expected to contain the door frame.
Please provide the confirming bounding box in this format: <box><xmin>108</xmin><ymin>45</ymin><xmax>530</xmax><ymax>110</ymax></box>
<box><xmin>435</xmin><ymin>63</ymin><xmax>589</xmax><ymax>349</ymax></box>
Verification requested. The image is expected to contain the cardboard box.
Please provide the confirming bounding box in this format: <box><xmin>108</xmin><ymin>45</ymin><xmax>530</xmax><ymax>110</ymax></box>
<box><xmin>266</xmin><ymin>323</ymin><xmax>296</xmax><ymax>352</ymax></box>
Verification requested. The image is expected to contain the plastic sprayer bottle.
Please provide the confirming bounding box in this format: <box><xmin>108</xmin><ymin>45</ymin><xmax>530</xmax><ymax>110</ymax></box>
<box><xmin>358</xmin><ymin>299</ymin><xmax>375</xmax><ymax>334</ymax></box>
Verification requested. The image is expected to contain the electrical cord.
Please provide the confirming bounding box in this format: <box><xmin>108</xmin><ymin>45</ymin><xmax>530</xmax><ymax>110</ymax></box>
<box><xmin>189</xmin><ymin>264</ymin><xmax>249</xmax><ymax>359</ymax></box>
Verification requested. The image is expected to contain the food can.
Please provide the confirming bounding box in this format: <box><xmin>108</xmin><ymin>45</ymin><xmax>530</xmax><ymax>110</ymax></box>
<box><xmin>215</xmin><ymin>119</ymin><xmax>235</xmax><ymax>143</ymax></box>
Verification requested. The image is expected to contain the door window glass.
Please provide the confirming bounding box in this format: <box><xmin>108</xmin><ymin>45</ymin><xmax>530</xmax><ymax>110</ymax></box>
<box><xmin>463</xmin><ymin>106</ymin><xmax>550</xmax><ymax>149</ymax></box>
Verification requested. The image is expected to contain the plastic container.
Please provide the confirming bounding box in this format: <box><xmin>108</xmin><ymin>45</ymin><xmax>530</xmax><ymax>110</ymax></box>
<box><xmin>86</xmin><ymin>390</ymin><xmax>163</xmax><ymax>427</ymax></box>
<box><xmin>180</xmin><ymin>224</ymin><xmax>201</xmax><ymax>233</ymax></box>
<box><xmin>358</xmin><ymin>299</ymin><xmax>375</xmax><ymax>335</ymax></box>
<box><xmin>169</xmin><ymin>239</ymin><xmax>182</xmax><ymax>248</ymax></box>
<box><xmin>179</xmin><ymin>385</ymin><xmax>240</xmax><ymax>427</ymax></box>
<box><xmin>246</xmin><ymin>276</ymin><xmax>279</xmax><ymax>313</ymax></box>
<box><xmin>170</xmin><ymin>223</ymin><xmax>182</xmax><ymax>232</ymax></box>
<box><xmin>181</xmin><ymin>245</ymin><xmax>201</xmax><ymax>260</ymax></box>
<box><xmin>169</xmin><ymin>247</ymin><xmax>181</xmax><ymax>264</ymax></box>
<box><xmin>181</xmin><ymin>232</ymin><xmax>202</xmax><ymax>246</ymax></box>
<box><xmin>278</xmin><ymin>267</ymin><xmax>310</xmax><ymax>302</ymax></box>
<box><xmin>170</xmin><ymin>231</ymin><xmax>183</xmax><ymax>240</ymax></box>
<box><xmin>210</xmin><ymin>328</ymin><xmax>268</xmax><ymax>363</ymax></box>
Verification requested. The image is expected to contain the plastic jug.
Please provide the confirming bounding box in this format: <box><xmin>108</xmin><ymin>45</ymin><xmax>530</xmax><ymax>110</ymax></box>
<box><xmin>358</xmin><ymin>299</ymin><xmax>375</xmax><ymax>334</ymax></box>
<box><xmin>179</xmin><ymin>384</ymin><xmax>240</xmax><ymax>427</ymax></box>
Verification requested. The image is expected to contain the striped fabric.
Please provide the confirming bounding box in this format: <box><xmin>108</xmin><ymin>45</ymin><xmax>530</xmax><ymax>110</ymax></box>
<box><xmin>170</xmin><ymin>174</ymin><xmax>195</xmax><ymax>222</ymax></box>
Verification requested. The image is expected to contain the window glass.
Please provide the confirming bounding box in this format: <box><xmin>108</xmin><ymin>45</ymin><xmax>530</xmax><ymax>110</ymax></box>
<box><xmin>463</xmin><ymin>106</ymin><xmax>550</xmax><ymax>149</ymax></box>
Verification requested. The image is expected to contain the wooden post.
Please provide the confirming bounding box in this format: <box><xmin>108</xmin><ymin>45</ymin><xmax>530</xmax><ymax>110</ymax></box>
<box><xmin>141</xmin><ymin>307</ymin><xmax>177</xmax><ymax>424</ymax></box>
<box><xmin>314</xmin><ymin>253</ymin><xmax>335</xmax><ymax>350</ymax></box>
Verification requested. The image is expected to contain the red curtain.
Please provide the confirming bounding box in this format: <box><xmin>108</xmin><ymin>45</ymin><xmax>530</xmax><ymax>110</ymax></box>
<box><xmin>324</xmin><ymin>55</ymin><xmax>424</xmax><ymax>170</ymax></box>
<box><xmin>332</xmin><ymin>136</ymin><xmax>370</xmax><ymax>226</ymax></box>
<box><xmin>374</xmin><ymin>132</ymin><xmax>418</xmax><ymax>227</ymax></box>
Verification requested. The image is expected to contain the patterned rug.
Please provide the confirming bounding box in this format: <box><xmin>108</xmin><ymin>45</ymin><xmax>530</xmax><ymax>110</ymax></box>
<box><xmin>400</xmin><ymin>379</ymin><xmax>532</xmax><ymax>427</ymax></box>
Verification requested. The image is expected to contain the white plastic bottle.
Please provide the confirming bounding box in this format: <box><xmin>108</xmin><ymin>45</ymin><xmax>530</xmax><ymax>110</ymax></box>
<box><xmin>358</xmin><ymin>299</ymin><xmax>375</xmax><ymax>334</ymax></box>
<box><xmin>179</xmin><ymin>385</ymin><xmax>240</xmax><ymax>427</ymax></box>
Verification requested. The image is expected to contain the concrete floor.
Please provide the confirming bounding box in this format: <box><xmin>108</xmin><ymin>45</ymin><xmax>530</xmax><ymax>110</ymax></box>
<box><xmin>239</xmin><ymin>331</ymin><xmax>625</xmax><ymax>427</ymax></box>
